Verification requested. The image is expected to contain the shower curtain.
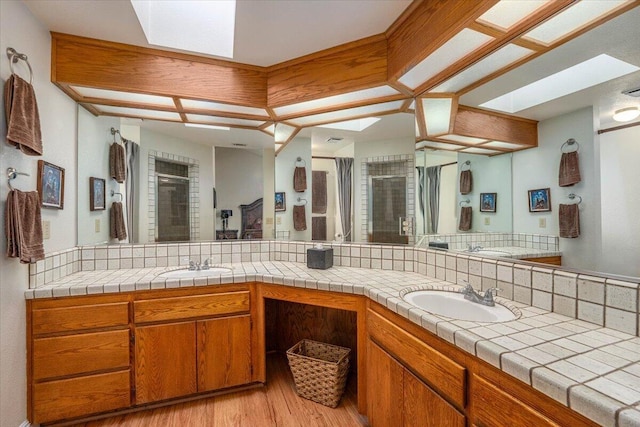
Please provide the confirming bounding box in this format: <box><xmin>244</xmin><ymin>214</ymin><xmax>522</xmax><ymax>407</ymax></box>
<box><xmin>416</xmin><ymin>166</ymin><xmax>425</xmax><ymax>234</ymax></box>
<box><xmin>125</xmin><ymin>140</ymin><xmax>139</xmax><ymax>243</ymax></box>
<box><xmin>335</xmin><ymin>157</ymin><xmax>353</xmax><ymax>241</ymax></box>
<box><xmin>426</xmin><ymin>165</ymin><xmax>441</xmax><ymax>234</ymax></box>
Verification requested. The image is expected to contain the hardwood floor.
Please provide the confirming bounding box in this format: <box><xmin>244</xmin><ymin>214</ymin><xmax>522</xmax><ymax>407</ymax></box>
<box><xmin>70</xmin><ymin>354</ymin><xmax>368</xmax><ymax>427</ymax></box>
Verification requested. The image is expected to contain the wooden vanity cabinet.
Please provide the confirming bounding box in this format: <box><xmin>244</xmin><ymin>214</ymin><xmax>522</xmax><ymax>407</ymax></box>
<box><xmin>28</xmin><ymin>295</ymin><xmax>132</xmax><ymax>424</ymax></box>
<box><xmin>133</xmin><ymin>288</ymin><xmax>252</xmax><ymax>404</ymax></box>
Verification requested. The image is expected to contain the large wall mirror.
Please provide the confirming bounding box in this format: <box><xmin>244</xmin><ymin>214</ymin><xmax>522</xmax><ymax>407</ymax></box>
<box><xmin>77</xmin><ymin>105</ymin><xmax>275</xmax><ymax>245</ymax></box>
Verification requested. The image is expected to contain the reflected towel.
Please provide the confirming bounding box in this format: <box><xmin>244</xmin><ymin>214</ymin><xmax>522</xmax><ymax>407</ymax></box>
<box><xmin>559</xmin><ymin>151</ymin><xmax>581</xmax><ymax>187</ymax></box>
<box><xmin>294</xmin><ymin>166</ymin><xmax>307</xmax><ymax>192</ymax></box>
<box><xmin>559</xmin><ymin>203</ymin><xmax>580</xmax><ymax>238</ymax></box>
<box><xmin>458</xmin><ymin>206</ymin><xmax>472</xmax><ymax>231</ymax></box>
<box><xmin>460</xmin><ymin>170</ymin><xmax>472</xmax><ymax>195</ymax></box>
<box><xmin>312</xmin><ymin>216</ymin><xmax>327</xmax><ymax>241</ymax></box>
<box><xmin>110</xmin><ymin>202</ymin><xmax>127</xmax><ymax>241</ymax></box>
<box><xmin>4</xmin><ymin>74</ymin><xmax>43</xmax><ymax>156</ymax></box>
<box><xmin>293</xmin><ymin>205</ymin><xmax>307</xmax><ymax>231</ymax></box>
<box><xmin>5</xmin><ymin>190</ymin><xmax>44</xmax><ymax>263</ymax></box>
<box><xmin>312</xmin><ymin>171</ymin><xmax>327</xmax><ymax>214</ymax></box>
<box><xmin>109</xmin><ymin>143</ymin><xmax>126</xmax><ymax>183</ymax></box>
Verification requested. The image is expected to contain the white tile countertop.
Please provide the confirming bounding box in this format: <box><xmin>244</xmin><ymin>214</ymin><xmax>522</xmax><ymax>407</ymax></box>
<box><xmin>25</xmin><ymin>262</ymin><xmax>640</xmax><ymax>427</ymax></box>
<box><xmin>453</xmin><ymin>246</ymin><xmax>562</xmax><ymax>259</ymax></box>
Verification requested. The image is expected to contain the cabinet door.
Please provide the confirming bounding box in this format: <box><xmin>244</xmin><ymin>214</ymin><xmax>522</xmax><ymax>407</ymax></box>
<box><xmin>367</xmin><ymin>340</ymin><xmax>404</xmax><ymax>427</ymax></box>
<box><xmin>135</xmin><ymin>322</ymin><xmax>197</xmax><ymax>404</ymax></box>
<box><xmin>404</xmin><ymin>369</ymin><xmax>465</xmax><ymax>427</ymax></box>
<box><xmin>197</xmin><ymin>315</ymin><xmax>252</xmax><ymax>391</ymax></box>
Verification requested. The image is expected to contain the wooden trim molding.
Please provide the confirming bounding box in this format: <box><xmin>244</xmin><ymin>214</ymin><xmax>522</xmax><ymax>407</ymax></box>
<box><xmin>452</xmin><ymin>106</ymin><xmax>538</xmax><ymax>148</ymax></box>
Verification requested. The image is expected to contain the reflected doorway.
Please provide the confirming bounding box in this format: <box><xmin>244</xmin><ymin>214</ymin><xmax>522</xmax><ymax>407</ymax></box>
<box><xmin>156</xmin><ymin>160</ymin><xmax>190</xmax><ymax>242</ymax></box>
<box><xmin>369</xmin><ymin>175</ymin><xmax>408</xmax><ymax>244</ymax></box>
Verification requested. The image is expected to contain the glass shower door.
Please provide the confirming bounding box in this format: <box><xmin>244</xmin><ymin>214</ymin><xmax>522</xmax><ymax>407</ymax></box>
<box><xmin>369</xmin><ymin>175</ymin><xmax>408</xmax><ymax>244</ymax></box>
<box><xmin>156</xmin><ymin>175</ymin><xmax>190</xmax><ymax>242</ymax></box>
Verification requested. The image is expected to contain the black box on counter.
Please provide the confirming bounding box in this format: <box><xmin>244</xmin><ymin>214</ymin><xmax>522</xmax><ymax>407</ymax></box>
<box><xmin>428</xmin><ymin>241</ymin><xmax>449</xmax><ymax>250</ymax></box>
<box><xmin>307</xmin><ymin>247</ymin><xmax>334</xmax><ymax>269</ymax></box>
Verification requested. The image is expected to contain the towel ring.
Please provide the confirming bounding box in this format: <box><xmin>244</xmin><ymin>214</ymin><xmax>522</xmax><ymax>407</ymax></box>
<box><xmin>7</xmin><ymin>167</ymin><xmax>29</xmax><ymax>191</ymax></box>
<box><xmin>7</xmin><ymin>48</ymin><xmax>33</xmax><ymax>85</ymax></box>
<box><xmin>460</xmin><ymin>160</ymin><xmax>471</xmax><ymax>171</ymax></box>
<box><xmin>459</xmin><ymin>198</ymin><xmax>470</xmax><ymax>207</ymax></box>
<box><xmin>296</xmin><ymin>197</ymin><xmax>308</xmax><ymax>205</ymax></box>
<box><xmin>561</xmin><ymin>138</ymin><xmax>579</xmax><ymax>153</ymax></box>
<box><xmin>295</xmin><ymin>157</ymin><xmax>307</xmax><ymax>167</ymax></box>
<box><xmin>111</xmin><ymin>190</ymin><xmax>123</xmax><ymax>202</ymax></box>
<box><xmin>568</xmin><ymin>193</ymin><xmax>582</xmax><ymax>204</ymax></box>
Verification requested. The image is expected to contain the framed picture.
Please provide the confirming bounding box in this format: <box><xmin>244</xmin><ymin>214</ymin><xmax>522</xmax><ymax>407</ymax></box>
<box><xmin>275</xmin><ymin>192</ymin><xmax>286</xmax><ymax>212</ymax></box>
<box><xmin>90</xmin><ymin>177</ymin><xmax>106</xmax><ymax>211</ymax></box>
<box><xmin>37</xmin><ymin>160</ymin><xmax>65</xmax><ymax>209</ymax></box>
<box><xmin>480</xmin><ymin>192</ymin><xmax>497</xmax><ymax>213</ymax></box>
<box><xmin>528</xmin><ymin>188</ymin><xmax>551</xmax><ymax>212</ymax></box>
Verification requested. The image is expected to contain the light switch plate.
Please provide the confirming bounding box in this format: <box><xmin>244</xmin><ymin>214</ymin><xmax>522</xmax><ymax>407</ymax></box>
<box><xmin>484</xmin><ymin>217</ymin><xmax>490</xmax><ymax>225</ymax></box>
<box><xmin>265</xmin><ymin>217</ymin><xmax>274</xmax><ymax>225</ymax></box>
<box><xmin>276</xmin><ymin>216</ymin><xmax>282</xmax><ymax>225</ymax></box>
<box><xmin>42</xmin><ymin>220</ymin><xmax>50</xmax><ymax>239</ymax></box>
<box><xmin>539</xmin><ymin>218</ymin><xmax>546</xmax><ymax>228</ymax></box>
<box><xmin>95</xmin><ymin>219</ymin><xmax>101</xmax><ymax>232</ymax></box>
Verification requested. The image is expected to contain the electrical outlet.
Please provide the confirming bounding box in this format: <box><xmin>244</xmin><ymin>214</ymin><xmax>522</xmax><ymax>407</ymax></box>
<box><xmin>95</xmin><ymin>219</ymin><xmax>101</xmax><ymax>232</ymax></box>
<box><xmin>42</xmin><ymin>220</ymin><xmax>50</xmax><ymax>240</ymax></box>
<box><xmin>539</xmin><ymin>218</ymin><xmax>546</xmax><ymax>228</ymax></box>
<box><xmin>276</xmin><ymin>216</ymin><xmax>282</xmax><ymax>225</ymax></box>
<box><xmin>484</xmin><ymin>217</ymin><xmax>490</xmax><ymax>225</ymax></box>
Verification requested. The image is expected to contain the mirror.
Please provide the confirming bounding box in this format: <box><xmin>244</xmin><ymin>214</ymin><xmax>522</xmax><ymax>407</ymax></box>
<box><xmin>77</xmin><ymin>105</ymin><xmax>275</xmax><ymax>245</ymax></box>
<box><xmin>275</xmin><ymin>112</ymin><xmax>417</xmax><ymax>244</ymax></box>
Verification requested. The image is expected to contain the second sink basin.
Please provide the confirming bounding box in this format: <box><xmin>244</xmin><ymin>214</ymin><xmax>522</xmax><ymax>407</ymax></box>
<box><xmin>403</xmin><ymin>290</ymin><xmax>518</xmax><ymax>323</ymax></box>
<box><xmin>159</xmin><ymin>267</ymin><xmax>232</xmax><ymax>279</ymax></box>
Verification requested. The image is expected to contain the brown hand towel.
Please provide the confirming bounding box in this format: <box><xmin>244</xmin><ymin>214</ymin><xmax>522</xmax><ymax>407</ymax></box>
<box><xmin>293</xmin><ymin>166</ymin><xmax>307</xmax><ymax>192</ymax></box>
<box><xmin>312</xmin><ymin>216</ymin><xmax>327</xmax><ymax>241</ymax></box>
<box><xmin>312</xmin><ymin>171</ymin><xmax>327</xmax><ymax>214</ymax></box>
<box><xmin>110</xmin><ymin>202</ymin><xmax>127</xmax><ymax>241</ymax></box>
<box><xmin>4</xmin><ymin>74</ymin><xmax>43</xmax><ymax>156</ymax></box>
<box><xmin>109</xmin><ymin>143</ymin><xmax>126</xmax><ymax>183</ymax></box>
<box><xmin>458</xmin><ymin>206</ymin><xmax>472</xmax><ymax>231</ymax></box>
<box><xmin>559</xmin><ymin>203</ymin><xmax>580</xmax><ymax>238</ymax></box>
<box><xmin>5</xmin><ymin>190</ymin><xmax>45</xmax><ymax>263</ymax></box>
<box><xmin>293</xmin><ymin>204</ymin><xmax>307</xmax><ymax>231</ymax></box>
<box><xmin>559</xmin><ymin>151</ymin><xmax>581</xmax><ymax>187</ymax></box>
<box><xmin>460</xmin><ymin>170</ymin><xmax>472</xmax><ymax>195</ymax></box>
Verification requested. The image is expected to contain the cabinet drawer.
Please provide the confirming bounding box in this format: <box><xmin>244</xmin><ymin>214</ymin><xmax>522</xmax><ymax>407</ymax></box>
<box><xmin>470</xmin><ymin>374</ymin><xmax>560</xmax><ymax>427</ymax></box>
<box><xmin>134</xmin><ymin>291</ymin><xmax>250</xmax><ymax>323</ymax></box>
<box><xmin>32</xmin><ymin>302</ymin><xmax>129</xmax><ymax>335</ymax></box>
<box><xmin>367</xmin><ymin>309</ymin><xmax>466</xmax><ymax>408</ymax></box>
<box><xmin>33</xmin><ymin>370</ymin><xmax>130</xmax><ymax>424</ymax></box>
<box><xmin>33</xmin><ymin>329</ymin><xmax>130</xmax><ymax>380</ymax></box>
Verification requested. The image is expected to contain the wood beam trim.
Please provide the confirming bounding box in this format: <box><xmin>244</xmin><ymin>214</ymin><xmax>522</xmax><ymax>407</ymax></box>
<box><xmin>468</xmin><ymin>22</ymin><xmax>546</xmax><ymax>51</ymax></box>
<box><xmin>267</xmin><ymin>38</ymin><xmax>388</xmax><ymax>108</ymax></box>
<box><xmin>289</xmin><ymin>108</ymin><xmax>405</xmax><ymax>129</ymax></box>
<box><xmin>386</xmin><ymin>0</ymin><xmax>499</xmax><ymax>81</ymax></box>
<box><xmin>452</xmin><ymin>106</ymin><xmax>538</xmax><ymax>148</ymax></box>
<box><xmin>51</xmin><ymin>33</ymin><xmax>268</xmax><ymax>108</ymax></box>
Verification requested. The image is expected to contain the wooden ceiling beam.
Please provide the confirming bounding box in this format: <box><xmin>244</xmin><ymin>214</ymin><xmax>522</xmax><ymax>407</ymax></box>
<box><xmin>452</xmin><ymin>106</ymin><xmax>537</xmax><ymax>148</ymax></box>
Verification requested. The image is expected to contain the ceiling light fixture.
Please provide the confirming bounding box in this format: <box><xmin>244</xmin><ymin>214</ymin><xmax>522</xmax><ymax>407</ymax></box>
<box><xmin>185</xmin><ymin>123</ymin><xmax>230</xmax><ymax>131</ymax></box>
<box><xmin>612</xmin><ymin>107</ymin><xmax>640</xmax><ymax>122</ymax></box>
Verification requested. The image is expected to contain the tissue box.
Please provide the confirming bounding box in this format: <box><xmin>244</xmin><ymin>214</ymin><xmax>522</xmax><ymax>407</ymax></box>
<box><xmin>428</xmin><ymin>241</ymin><xmax>449</xmax><ymax>250</ymax></box>
<box><xmin>307</xmin><ymin>248</ymin><xmax>333</xmax><ymax>269</ymax></box>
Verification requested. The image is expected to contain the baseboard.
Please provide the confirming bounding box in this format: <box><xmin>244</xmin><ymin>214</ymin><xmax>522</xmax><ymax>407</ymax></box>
<box><xmin>19</xmin><ymin>421</ymin><xmax>34</xmax><ymax>427</ymax></box>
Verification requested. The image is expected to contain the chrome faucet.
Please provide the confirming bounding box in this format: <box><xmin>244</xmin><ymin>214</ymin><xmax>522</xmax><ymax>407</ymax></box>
<box><xmin>461</xmin><ymin>282</ymin><xmax>498</xmax><ymax>307</ymax></box>
<box><xmin>467</xmin><ymin>245</ymin><xmax>483</xmax><ymax>252</ymax></box>
<box><xmin>188</xmin><ymin>258</ymin><xmax>210</xmax><ymax>271</ymax></box>
<box><xmin>201</xmin><ymin>258</ymin><xmax>210</xmax><ymax>270</ymax></box>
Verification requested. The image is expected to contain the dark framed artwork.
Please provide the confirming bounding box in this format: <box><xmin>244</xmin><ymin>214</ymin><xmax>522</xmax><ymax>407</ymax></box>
<box><xmin>275</xmin><ymin>192</ymin><xmax>286</xmax><ymax>212</ymax></box>
<box><xmin>480</xmin><ymin>192</ymin><xmax>497</xmax><ymax>213</ymax></box>
<box><xmin>90</xmin><ymin>177</ymin><xmax>106</xmax><ymax>211</ymax></box>
<box><xmin>37</xmin><ymin>160</ymin><xmax>65</xmax><ymax>209</ymax></box>
<box><xmin>528</xmin><ymin>188</ymin><xmax>551</xmax><ymax>212</ymax></box>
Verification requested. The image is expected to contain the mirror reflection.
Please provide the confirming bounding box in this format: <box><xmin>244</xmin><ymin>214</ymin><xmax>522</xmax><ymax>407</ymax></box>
<box><xmin>77</xmin><ymin>105</ymin><xmax>275</xmax><ymax>245</ymax></box>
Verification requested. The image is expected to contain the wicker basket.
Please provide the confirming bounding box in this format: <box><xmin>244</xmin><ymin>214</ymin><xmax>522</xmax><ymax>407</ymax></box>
<box><xmin>286</xmin><ymin>339</ymin><xmax>351</xmax><ymax>408</ymax></box>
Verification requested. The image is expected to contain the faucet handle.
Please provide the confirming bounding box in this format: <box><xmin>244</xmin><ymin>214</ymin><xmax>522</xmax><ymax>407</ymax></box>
<box><xmin>188</xmin><ymin>260</ymin><xmax>197</xmax><ymax>271</ymax></box>
<box><xmin>201</xmin><ymin>258</ymin><xmax>210</xmax><ymax>270</ymax></box>
<box><xmin>482</xmin><ymin>288</ymin><xmax>499</xmax><ymax>306</ymax></box>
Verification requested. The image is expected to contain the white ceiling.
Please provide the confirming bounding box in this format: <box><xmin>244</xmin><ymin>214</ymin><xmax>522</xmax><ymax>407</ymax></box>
<box><xmin>22</xmin><ymin>0</ymin><xmax>640</xmax><ymax>146</ymax></box>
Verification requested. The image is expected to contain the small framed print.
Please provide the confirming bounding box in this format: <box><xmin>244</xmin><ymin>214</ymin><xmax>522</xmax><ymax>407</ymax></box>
<box><xmin>480</xmin><ymin>193</ymin><xmax>497</xmax><ymax>213</ymax></box>
<box><xmin>37</xmin><ymin>160</ymin><xmax>65</xmax><ymax>209</ymax></box>
<box><xmin>275</xmin><ymin>192</ymin><xmax>286</xmax><ymax>212</ymax></box>
<box><xmin>90</xmin><ymin>177</ymin><xmax>106</xmax><ymax>211</ymax></box>
<box><xmin>528</xmin><ymin>188</ymin><xmax>551</xmax><ymax>212</ymax></box>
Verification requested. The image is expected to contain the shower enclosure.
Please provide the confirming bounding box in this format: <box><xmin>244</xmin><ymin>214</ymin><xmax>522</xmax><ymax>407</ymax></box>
<box><xmin>155</xmin><ymin>159</ymin><xmax>190</xmax><ymax>242</ymax></box>
<box><xmin>368</xmin><ymin>175</ymin><xmax>408</xmax><ymax>244</ymax></box>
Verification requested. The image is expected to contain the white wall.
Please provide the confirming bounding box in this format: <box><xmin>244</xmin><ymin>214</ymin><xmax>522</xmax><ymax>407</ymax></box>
<box><xmin>77</xmin><ymin>109</ymin><xmax>120</xmax><ymax>245</ymax></box>
<box><xmin>513</xmin><ymin>107</ymin><xmax>599</xmax><ymax>271</ymax></box>
<box><xmin>138</xmin><ymin>128</ymin><xmax>215</xmax><ymax>242</ymax></box>
<box><xmin>599</xmin><ymin>125</ymin><xmax>640</xmax><ymax>277</ymax></box>
<box><xmin>215</xmin><ymin>147</ymin><xmax>264</xmax><ymax>233</ymax></box>
<box><xmin>420</xmin><ymin>151</ymin><xmax>458</xmax><ymax>234</ymax></box>
<box><xmin>459</xmin><ymin>152</ymin><xmax>513</xmax><ymax>233</ymax></box>
<box><xmin>275</xmin><ymin>137</ymin><xmax>312</xmax><ymax>240</ymax></box>
<box><xmin>0</xmin><ymin>1</ymin><xmax>78</xmax><ymax>425</ymax></box>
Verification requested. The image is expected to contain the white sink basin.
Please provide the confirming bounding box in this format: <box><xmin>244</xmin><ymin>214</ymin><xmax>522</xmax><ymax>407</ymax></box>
<box><xmin>403</xmin><ymin>290</ymin><xmax>517</xmax><ymax>323</ymax></box>
<box><xmin>468</xmin><ymin>249</ymin><xmax>512</xmax><ymax>257</ymax></box>
<box><xmin>159</xmin><ymin>267</ymin><xmax>232</xmax><ymax>279</ymax></box>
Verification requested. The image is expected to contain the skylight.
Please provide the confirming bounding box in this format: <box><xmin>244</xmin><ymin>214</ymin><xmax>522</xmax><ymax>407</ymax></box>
<box><xmin>130</xmin><ymin>0</ymin><xmax>236</xmax><ymax>58</ymax></box>
<box><xmin>317</xmin><ymin>117</ymin><xmax>380</xmax><ymax>132</ymax></box>
<box><xmin>480</xmin><ymin>54</ymin><xmax>640</xmax><ymax>113</ymax></box>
